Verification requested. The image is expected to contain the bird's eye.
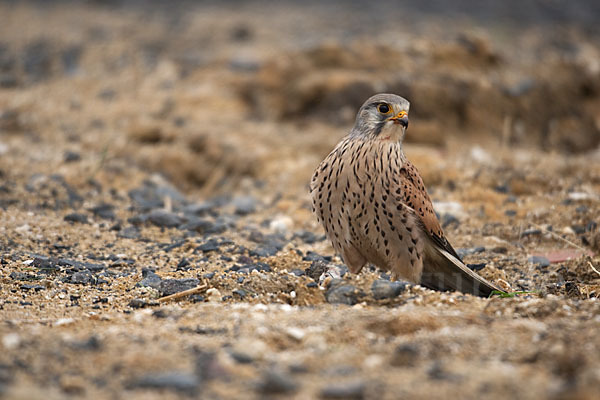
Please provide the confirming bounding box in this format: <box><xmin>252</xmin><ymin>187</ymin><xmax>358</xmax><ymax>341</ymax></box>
<box><xmin>377</xmin><ymin>103</ymin><xmax>391</xmax><ymax>114</ymax></box>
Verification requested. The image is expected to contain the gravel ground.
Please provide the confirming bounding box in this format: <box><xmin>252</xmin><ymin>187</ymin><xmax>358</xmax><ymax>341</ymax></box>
<box><xmin>1</xmin><ymin>1</ymin><xmax>600</xmax><ymax>399</ymax></box>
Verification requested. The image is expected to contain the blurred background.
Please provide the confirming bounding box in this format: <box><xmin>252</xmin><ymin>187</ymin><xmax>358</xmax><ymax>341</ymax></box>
<box><xmin>0</xmin><ymin>0</ymin><xmax>599</xmax><ymax>197</ymax></box>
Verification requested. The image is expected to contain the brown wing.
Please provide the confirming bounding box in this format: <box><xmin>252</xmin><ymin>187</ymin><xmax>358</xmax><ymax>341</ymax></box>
<box><xmin>398</xmin><ymin>161</ymin><xmax>461</xmax><ymax>260</ymax></box>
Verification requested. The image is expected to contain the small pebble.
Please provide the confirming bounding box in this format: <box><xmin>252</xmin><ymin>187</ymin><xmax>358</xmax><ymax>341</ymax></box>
<box><xmin>64</xmin><ymin>213</ymin><xmax>88</xmax><ymax>224</ymax></box>
<box><xmin>147</xmin><ymin>210</ymin><xmax>185</xmax><ymax>228</ymax></box>
<box><xmin>256</xmin><ymin>369</ymin><xmax>298</xmax><ymax>394</ymax></box>
<box><xmin>371</xmin><ymin>280</ymin><xmax>407</xmax><ymax>300</ymax></box>
<box><xmin>320</xmin><ymin>381</ymin><xmax>366</xmax><ymax>399</ymax></box>
<box><xmin>528</xmin><ymin>256</ymin><xmax>550</xmax><ymax>267</ymax></box>
<box><xmin>325</xmin><ymin>285</ymin><xmax>362</xmax><ymax>305</ymax></box>
<box><xmin>128</xmin><ymin>372</ymin><xmax>199</xmax><ymax>393</ymax></box>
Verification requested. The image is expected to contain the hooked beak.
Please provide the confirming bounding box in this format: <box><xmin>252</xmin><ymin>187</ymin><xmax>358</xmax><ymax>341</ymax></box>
<box><xmin>390</xmin><ymin>110</ymin><xmax>409</xmax><ymax>128</ymax></box>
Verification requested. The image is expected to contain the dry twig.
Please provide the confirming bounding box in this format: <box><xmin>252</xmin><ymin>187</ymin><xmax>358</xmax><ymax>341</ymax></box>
<box><xmin>158</xmin><ymin>283</ymin><xmax>209</xmax><ymax>303</ymax></box>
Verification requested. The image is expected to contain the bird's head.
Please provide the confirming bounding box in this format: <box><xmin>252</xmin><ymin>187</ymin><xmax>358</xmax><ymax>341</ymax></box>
<box><xmin>350</xmin><ymin>93</ymin><xmax>410</xmax><ymax>142</ymax></box>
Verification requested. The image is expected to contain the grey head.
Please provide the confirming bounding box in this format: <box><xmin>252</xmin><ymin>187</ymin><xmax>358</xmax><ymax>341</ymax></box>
<box><xmin>350</xmin><ymin>93</ymin><xmax>410</xmax><ymax>141</ymax></box>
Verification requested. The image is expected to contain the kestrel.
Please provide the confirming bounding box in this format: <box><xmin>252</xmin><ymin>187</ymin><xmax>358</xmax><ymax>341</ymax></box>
<box><xmin>310</xmin><ymin>93</ymin><xmax>502</xmax><ymax>297</ymax></box>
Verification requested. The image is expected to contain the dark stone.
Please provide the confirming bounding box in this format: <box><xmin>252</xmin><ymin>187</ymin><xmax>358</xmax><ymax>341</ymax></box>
<box><xmin>0</xmin><ymin>73</ymin><xmax>17</xmax><ymax>88</ymax></box>
<box><xmin>236</xmin><ymin>262</ymin><xmax>271</xmax><ymax>274</ymax></box>
<box><xmin>136</xmin><ymin>268</ymin><xmax>162</xmax><ymax>290</ymax></box>
<box><xmin>183</xmin><ymin>202</ymin><xmax>217</xmax><ymax>216</ymax></box>
<box><xmin>233</xmin><ymin>195</ymin><xmax>258</xmax><ymax>215</ymax></box>
<box><xmin>390</xmin><ymin>343</ymin><xmax>420</xmax><ymax>367</ymax></box>
<box><xmin>179</xmin><ymin>218</ymin><xmax>225</xmax><ymax>234</ymax></box>
<box><xmin>230</xmin><ymin>351</ymin><xmax>254</xmax><ymax>364</ymax></box>
<box><xmin>305</xmin><ymin>260</ymin><xmax>327</xmax><ymax>281</ymax></box>
<box><xmin>379</xmin><ymin>273</ymin><xmax>391</xmax><ymax>281</ymax></box>
<box><xmin>197</xmin><ymin>239</ymin><xmax>221</xmax><ymax>253</ymax></box>
<box><xmin>0</xmin><ymin>44</ymin><xmax>17</xmax><ymax>88</ymax></box>
<box><xmin>128</xmin><ymin>214</ymin><xmax>148</xmax><ymax>226</ymax></box>
<box><xmin>23</xmin><ymin>40</ymin><xmax>52</xmax><ymax>82</ymax></box>
<box><xmin>61</xmin><ymin>45</ymin><xmax>82</xmax><ymax>75</ymax></box>
<box><xmin>467</xmin><ymin>263</ymin><xmax>486</xmax><ymax>271</ymax></box>
<box><xmin>428</xmin><ymin>362</ymin><xmax>460</xmax><ymax>381</ymax></box>
<box><xmin>152</xmin><ymin>309</ymin><xmax>169</xmax><ymax>319</ymax></box>
<box><xmin>117</xmin><ymin>225</ymin><xmax>141</xmax><ymax>239</ymax></box>
<box><xmin>291</xmin><ymin>269</ymin><xmax>305</xmax><ymax>277</ymax></box>
<box><xmin>32</xmin><ymin>257</ymin><xmax>59</xmax><ymax>271</ymax></box>
<box><xmin>20</xmin><ymin>284</ymin><xmax>45</xmax><ymax>291</ymax></box>
<box><xmin>528</xmin><ymin>256</ymin><xmax>550</xmax><ymax>267</ymax></box>
<box><xmin>128</xmin><ymin>299</ymin><xmax>158</xmax><ymax>308</ymax></box>
<box><xmin>249</xmin><ymin>232</ymin><xmax>286</xmax><ymax>251</ymax></box>
<box><xmin>161</xmin><ymin>240</ymin><xmax>185</xmax><ymax>252</ymax></box>
<box><xmin>371</xmin><ymin>280</ymin><xmax>407</xmax><ymax>300</ymax></box>
<box><xmin>63</xmin><ymin>151</ymin><xmax>81</xmax><ymax>163</ymax></box>
<box><xmin>10</xmin><ymin>271</ymin><xmax>36</xmax><ymax>281</ymax></box>
<box><xmin>575</xmin><ymin>205</ymin><xmax>588</xmax><ymax>214</ymax></box>
<box><xmin>195</xmin><ymin>350</ymin><xmax>228</xmax><ymax>381</ymax></box>
<box><xmin>181</xmin><ymin>326</ymin><xmax>228</xmax><ymax>335</ymax></box>
<box><xmin>0</xmin><ymin>109</ymin><xmax>22</xmax><ymax>132</ymax></box>
<box><xmin>494</xmin><ymin>184</ymin><xmax>510</xmax><ymax>193</ymax></box>
<box><xmin>303</xmin><ymin>251</ymin><xmax>332</xmax><ymax>263</ymax></box>
<box><xmin>505</xmin><ymin>209</ymin><xmax>517</xmax><ymax>217</ymax></box>
<box><xmin>128</xmin><ymin>180</ymin><xmax>187</xmax><ymax>212</ymax></box>
<box><xmin>159</xmin><ymin>278</ymin><xmax>200</xmax><ymax>296</ymax></box>
<box><xmin>229</xmin><ymin>57</ymin><xmax>260</xmax><ymax>72</ymax></box>
<box><xmin>441</xmin><ymin>213</ymin><xmax>459</xmax><ymax>228</ymax></box>
<box><xmin>503</xmin><ymin>78</ymin><xmax>535</xmax><ymax>97</ymax></box>
<box><xmin>456</xmin><ymin>246</ymin><xmax>485</xmax><ymax>258</ymax></box>
<box><xmin>57</xmin><ymin>258</ymin><xmax>105</xmax><ymax>272</ymax></box>
<box><xmin>571</xmin><ymin>225</ymin><xmax>586</xmax><ymax>234</ymax></box>
<box><xmin>89</xmin><ymin>203</ymin><xmax>116</xmax><ymax>220</ymax></box>
<box><xmin>230</xmin><ymin>24</ymin><xmax>253</xmax><ymax>41</ymax></box>
<box><xmin>129</xmin><ymin>187</ymin><xmax>163</xmax><ymax>210</ymax></box>
<box><xmin>521</xmin><ymin>229</ymin><xmax>542</xmax><ymax>237</ymax></box>
<box><xmin>256</xmin><ymin>370</ymin><xmax>298</xmax><ymax>394</ymax></box>
<box><xmin>320</xmin><ymin>381</ymin><xmax>366</xmax><ymax>399</ymax></box>
<box><xmin>249</xmin><ymin>245</ymin><xmax>280</xmax><ymax>257</ymax></box>
<box><xmin>565</xmin><ymin>281</ymin><xmax>582</xmax><ymax>299</ymax></box>
<box><xmin>506</xmin><ymin>195</ymin><xmax>518</xmax><ymax>203</ymax></box>
<box><xmin>147</xmin><ymin>210</ymin><xmax>185</xmax><ymax>228</ymax></box>
<box><xmin>98</xmin><ymin>88</ymin><xmax>116</xmax><ymax>101</ymax></box>
<box><xmin>237</xmin><ymin>255</ymin><xmax>253</xmax><ymax>264</ymax></box>
<box><xmin>293</xmin><ymin>230</ymin><xmax>325</xmax><ymax>244</ymax></box>
<box><xmin>71</xmin><ymin>270</ymin><xmax>94</xmax><ymax>285</ymax></box>
<box><xmin>177</xmin><ymin>258</ymin><xmax>190</xmax><ymax>269</ymax></box>
<box><xmin>64</xmin><ymin>213</ymin><xmax>89</xmax><ymax>224</ymax></box>
<box><xmin>232</xmin><ymin>289</ymin><xmax>247</xmax><ymax>299</ymax></box>
<box><xmin>128</xmin><ymin>372</ymin><xmax>199</xmax><ymax>393</ymax></box>
<box><xmin>203</xmin><ymin>272</ymin><xmax>215</xmax><ymax>279</ymax></box>
<box><xmin>71</xmin><ymin>335</ymin><xmax>102</xmax><ymax>351</ymax></box>
<box><xmin>326</xmin><ymin>285</ymin><xmax>362</xmax><ymax>305</ymax></box>
<box><xmin>190</xmin><ymin>295</ymin><xmax>205</xmax><ymax>303</ymax></box>
<box><xmin>306</xmin><ymin>282</ymin><xmax>318</xmax><ymax>288</ymax></box>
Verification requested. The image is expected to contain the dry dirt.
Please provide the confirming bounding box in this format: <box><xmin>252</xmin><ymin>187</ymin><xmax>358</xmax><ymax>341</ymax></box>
<box><xmin>1</xmin><ymin>1</ymin><xmax>600</xmax><ymax>399</ymax></box>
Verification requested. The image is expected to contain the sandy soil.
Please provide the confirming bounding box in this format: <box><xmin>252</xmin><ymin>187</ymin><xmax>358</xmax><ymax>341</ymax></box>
<box><xmin>1</xmin><ymin>1</ymin><xmax>600</xmax><ymax>399</ymax></box>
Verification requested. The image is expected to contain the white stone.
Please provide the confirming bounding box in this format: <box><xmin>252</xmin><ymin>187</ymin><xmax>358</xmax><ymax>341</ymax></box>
<box><xmin>206</xmin><ymin>288</ymin><xmax>222</xmax><ymax>302</ymax></box>
<box><xmin>54</xmin><ymin>318</ymin><xmax>75</xmax><ymax>327</ymax></box>
<box><xmin>269</xmin><ymin>215</ymin><xmax>293</xmax><ymax>234</ymax></box>
<box><xmin>2</xmin><ymin>333</ymin><xmax>21</xmax><ymax>349</ymax></box>
<box><xmin>286</xmin><ymin>327</ymin><xmax>306</xmax><ymax>341</ymax></box>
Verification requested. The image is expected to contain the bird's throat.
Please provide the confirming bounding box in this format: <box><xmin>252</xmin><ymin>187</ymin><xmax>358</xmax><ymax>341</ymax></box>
<box><xmin>378</xmin><ymin>123</ymin><xmax>405</xmax><ymax>143</ymax></box>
